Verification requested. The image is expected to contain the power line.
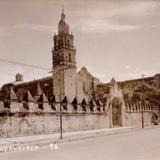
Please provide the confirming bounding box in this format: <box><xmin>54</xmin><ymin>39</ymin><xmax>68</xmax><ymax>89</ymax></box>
<box><xmin>0</xmin><ymin>58</ymin><xmax>50</xmax><ymax>71</ymax></box>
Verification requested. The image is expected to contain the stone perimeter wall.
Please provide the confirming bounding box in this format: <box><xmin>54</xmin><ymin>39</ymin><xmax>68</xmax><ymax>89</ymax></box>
<box><xmin>0</xmin><ymin>112</ymin><xmax>109</xmax><ymax>138</ymax></box>
<box><xmin>0</xmin><ymin>100</ymin><xmax>156</xmax><ymax>138</ymax></box>
<box><xmin>0</xmin><ymin>100</ymin><xmax>110</xmax><ymax>138</ymax></box>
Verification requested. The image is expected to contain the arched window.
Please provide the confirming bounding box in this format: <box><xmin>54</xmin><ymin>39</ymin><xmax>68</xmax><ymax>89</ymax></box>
<box><xmin>83</xmin><ymin>82</ymin><xmax>86</xmax><ymax>91</ymax></box>
<box><xmin>69</xmin><ymin>53</ymin><xmax>71</xmax><ymax>62</ymax></box>
<box><xmin>67</xmin><ymin>39</ymin><xmax>70</xmax><ymax>46</ymax></box>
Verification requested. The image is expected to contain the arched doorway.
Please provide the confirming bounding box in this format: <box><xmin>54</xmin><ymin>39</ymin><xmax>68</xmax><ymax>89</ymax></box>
<box><xmin>112</xmin><ymin>97</ymin><xmax>122</xmax><ymax>127</ymax></box>
<box><xmin>19</xmin><ymin>119</ymin><xmax>30</xmax><ymax>136</ymax></box>
<box><xmin>151</xmin><ymin>112</ymin><xmax>159</xmax><ymax>125</ymax></box>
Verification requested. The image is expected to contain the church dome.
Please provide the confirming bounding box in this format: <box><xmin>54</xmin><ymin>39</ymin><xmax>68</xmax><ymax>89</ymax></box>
<box><xmin>58</xmin><ymin>10</ymin><xmax>69</xmax><ymax>34</ymax></box>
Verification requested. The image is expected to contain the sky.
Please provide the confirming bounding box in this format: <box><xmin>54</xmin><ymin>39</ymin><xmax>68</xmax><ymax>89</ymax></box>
<box><xmin>0</xmin><ymin>0</ymin><xmax>160</xmax><ymax>86</ymax></box>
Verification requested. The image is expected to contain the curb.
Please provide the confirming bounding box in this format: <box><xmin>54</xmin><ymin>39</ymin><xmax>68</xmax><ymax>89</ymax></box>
<box><xmin>0</xmin><ymin>125</ymin><xmax>159</xmax><ymax>153</ymax></box>
<box><xmin>0</xmin><ymin>127</ymin><xmax>136</xmax><ymax>153</ymax></box>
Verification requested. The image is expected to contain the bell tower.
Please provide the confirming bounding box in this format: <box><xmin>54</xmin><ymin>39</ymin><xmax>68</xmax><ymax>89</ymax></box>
<box><xmin>52</xmin><ymin>9</ymin><xmax>76</xmax><ymax>70</ymax></box>
<box><xmin>52</xmin><ymin>10</ymin><xmax>76</xmax><ymax>102</ymax></box>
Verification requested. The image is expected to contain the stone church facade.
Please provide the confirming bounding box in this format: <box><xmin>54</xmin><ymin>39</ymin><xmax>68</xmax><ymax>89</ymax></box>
<box><xmin>0</xmin><ymin>11</ymin><xmax>159</xmax><ymax>137</ymax></box>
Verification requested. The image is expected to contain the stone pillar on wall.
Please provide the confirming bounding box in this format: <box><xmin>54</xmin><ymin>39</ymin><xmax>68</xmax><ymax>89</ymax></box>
<box><xmin>71</xmin><ymin>97</ymin><xmax>78</xmax><ymax>113</ymax></box>
<box><xmin>61</xmin><ymin>96</ymin><xmax>68</xmax><ymax>113</ymax></box>
<box><xmin>96</xmin><ymin>100</ymin><xmax>102</xmax><ymax>112</ymax></box>
<box><xmin>80</xmin><ymin>98</ymin><xmax>87</xmax><ymax>113</ymax></box>
<box><xmin>77</xmin><ymin>104</ymin><xmax>82</xmax><ymax>113</ymax></box>
<box><xmin>9</xmin><ymin>88</ymin><xmax>20</xmax><ymax>113</ymax></box>
<box><xmin>22</xmin><ymin>90</ymin><xmax>35</xmax><ymax>112</ymax></box>
<box><xmin>89</xmin><ymin>98</ymin><xmax>97</xmax><ymax>113</ymax></box>
<box><xmin>55</xmin><ymin>103</ymin><xmax>60</xmax><ymax>112</ymax></box>
<box><xmin>37</xmin><ymin>92</ymin><xmax>49</xmax><ymax>112</ymax></box>
<box><xmin>49</xmin><ymin>95</ymin><xmax>57</xmax><ymax>112</ymax></box>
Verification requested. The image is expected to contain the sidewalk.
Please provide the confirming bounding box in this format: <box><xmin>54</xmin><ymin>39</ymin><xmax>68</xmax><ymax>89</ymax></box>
<box><xmin>0</xmin><ymin>125</ymin><xmax>159</xmax><ymax>152</ymax></box>
<box><xmin>0</xmin><ymin>126</ymin><xmax>135</xmax><ymax>147</ymax></box>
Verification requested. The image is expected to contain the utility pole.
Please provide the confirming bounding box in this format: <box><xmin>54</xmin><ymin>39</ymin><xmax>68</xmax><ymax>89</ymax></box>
<box><xmin>141</xmin><ymin>74</ymin><xmax>145</xmax><ymax>129</ymax></box>
<box><xmin>141</xmin><ymin>98</ymin><xmax>144</xmax><ymax>128</ymax></box>
<box><xmin>59</xmin><ymin>69</ymin><xmax>63</xmax><ymax>139</ymax></box>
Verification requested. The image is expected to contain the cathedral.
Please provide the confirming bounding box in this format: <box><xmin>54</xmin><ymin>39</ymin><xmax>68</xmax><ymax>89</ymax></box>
<box><xmin>0</xmin><ymin>10</ymin><xmax>160</xmax><ymax>138</ymax></box>
<box><xmin>1</xmin><ymin>10</ymin><xmax>99</xmax><ymax>106</ymax></box>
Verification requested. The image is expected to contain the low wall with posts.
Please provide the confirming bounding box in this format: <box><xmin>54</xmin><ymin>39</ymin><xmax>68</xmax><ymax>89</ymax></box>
<box><xmin>125</xmin><ymin>112</ymin><xmax>153</xmax><ymax>127</ymax></box>
<box><xmin>0</xmin><ymin>100</ymin><xmax>109</xmax><ymax>138</ymax></box>
<box><xmin>124</xmin><ymin>102</ymin><xmax>159</xmax><ymax>127</ymax></box>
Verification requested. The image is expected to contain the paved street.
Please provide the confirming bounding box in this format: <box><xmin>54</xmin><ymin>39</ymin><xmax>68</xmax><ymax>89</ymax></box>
<box><xmin>0</xmin><ymin>127</ymin><xmax>160</xmax><ymax>160</ymax></box>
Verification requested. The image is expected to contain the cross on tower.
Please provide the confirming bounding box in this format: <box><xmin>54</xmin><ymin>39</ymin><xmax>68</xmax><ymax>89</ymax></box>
<box><xmin>141</xmin><ymin>73</ymin><xmax>145</xmax><ymax>83</ymax></box>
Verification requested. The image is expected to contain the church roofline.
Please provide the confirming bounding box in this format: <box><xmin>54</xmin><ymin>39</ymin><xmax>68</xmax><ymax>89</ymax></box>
<box><xmin>98</xmin><ymin>73</ymin><xmax>159</xmax><ymax>87</ymax></box>
<box><xmin>12</xmin><ymin>76</ymin><xmax>53</xmax><ymax>87</ymax></box>
<box><xmin>77</xmin><ymin>66</ymin><xmax>100</xmax><ymax>81</ymax></box>
<box><xmin>118</xmin><ymin>75</ymin><xmax>155</xmax><ymax>84</ymax></box>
